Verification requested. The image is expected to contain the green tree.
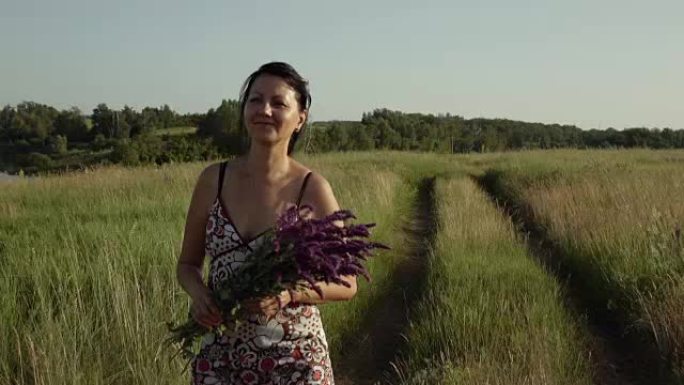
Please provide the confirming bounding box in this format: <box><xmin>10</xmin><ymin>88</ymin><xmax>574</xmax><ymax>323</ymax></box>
<box><xmin>141</xmin><ymin>107</ymin><xmax>161</xmax><ymax>129</ymax></box>
<box><xmin>327</xmin><ymin>123</ymin><xmax>350</xmax><ymax>151</ymax></box>
<box><xmin>133</xmin><ymin>134</ymin><xmax>163</xmax><ymax>163</ymax></box>
<box><xmin>8</xmin><ymin>102</ymin><xmax>59</xmax><ymax>141</ymax></box>
<box><xmin>0</xmin><ymin>105</ymin><xmax>16</xmax><ymax>141</ymax></box>
<box><xmin>110</xmin><ymin>140</ymin><xmax>140</xmax><ymax>165</ymax></box>
<box><xmin>47</xmin><ymin>135</ymin><xmax>68</xmax><ymax>154</ymax></box>
<box><xmin>91</xmin><ymin>104</ymin><xmax>115</xmax><ymax>138</ymax></box>
<box><xmin>159</xmin><ymin>104</ymin><xmax>175</xmax><ymax>128</ymax></box>
<box><xmin>54</xmin><ymin>107</ymin><xmax>89</xmax><ymax>142</ymax></box>
<box><xmin>197</xmin><ymin>100</ymin><xmax>242</xmax><ymax>154</ymax></box>
<box><xmin>21</xmin><ymin>152</ymin><xmax>53</xmax><ymax>171</ymax></box>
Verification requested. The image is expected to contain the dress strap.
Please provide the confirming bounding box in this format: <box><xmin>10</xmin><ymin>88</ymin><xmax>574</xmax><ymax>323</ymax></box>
<box><xmin>217</xmin><ymin>161</ymin><xmax>228</xmax><ymax>198</ymax></box>
<box><xmin>296</xmin><ymin>171</ymin><xmax>313</xmax><ymax>207</ymax></box>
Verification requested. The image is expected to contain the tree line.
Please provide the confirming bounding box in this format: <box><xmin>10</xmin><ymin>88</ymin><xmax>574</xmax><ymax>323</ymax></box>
<box><xmin>0</xmin><ymin>102</ymin><xmax>213</xmax><ymax>173</ymax></box>
<box><xmin>1</xmin><ymin>100</ymin><xmax>683</xmax><ymax>174</ymax></box>
<box><xmin>0</xmin><ymin>102</ymin><xmax>205</xmax><ymax>142</ymax></box>
<box><xmin>308</xmin><ymin>109</ymin><xmax>684</xmax><ymax>153</ymax></box>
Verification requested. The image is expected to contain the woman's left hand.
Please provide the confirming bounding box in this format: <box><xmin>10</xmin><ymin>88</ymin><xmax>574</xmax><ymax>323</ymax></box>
<box><xmin>242</xmin><ymin>291</ymin><xmax>291</xmax><ymax>317</ymax></box>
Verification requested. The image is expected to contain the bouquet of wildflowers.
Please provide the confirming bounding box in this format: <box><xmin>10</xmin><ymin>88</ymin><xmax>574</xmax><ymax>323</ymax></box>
<box><xmin>167</xmin><ymin>204</ymin><xmax>389</xmax><ymax>359</ymax></box>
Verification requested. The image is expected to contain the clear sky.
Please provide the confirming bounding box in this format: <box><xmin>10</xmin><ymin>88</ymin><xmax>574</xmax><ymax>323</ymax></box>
<box><xmin>1</xmin><ymin>0</ymin><xmax>682</xmax><ymax>129</ymax></box>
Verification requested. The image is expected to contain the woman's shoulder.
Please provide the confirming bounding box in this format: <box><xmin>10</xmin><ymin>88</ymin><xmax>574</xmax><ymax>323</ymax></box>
<box><xmin>290</xmin><ymin>161</ymin><xmax>330</xmax><ymax>191</ymax></box>
<box><xmin>199</xmin><ymin>158</ymin><xmax>240</xmax><ymax>178</ymax></box>
<box><xmin>299</xmin><ymin>172</ymin><xmax>339</xmax><ymax>219</ymax></box>
<box><xmin>194</xmin><ymin>159</ymin><xmax>234</xmax><ymax>194</ymax></box>
<box><xmin>292</xmin><ymin>164</ymin><xmax>336</xmax><ymax>209</ymax></box>
<box><xmin>303</xmin><ymin>170</ymin><xmax>331</xmax><ymax>191</ymax></box>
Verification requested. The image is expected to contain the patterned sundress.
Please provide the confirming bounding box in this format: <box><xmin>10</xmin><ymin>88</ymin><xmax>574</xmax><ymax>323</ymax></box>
<box><xmin>191</xmin><ymin>161</ymin><xmax>335</xmax><ymax>385</ymax></box>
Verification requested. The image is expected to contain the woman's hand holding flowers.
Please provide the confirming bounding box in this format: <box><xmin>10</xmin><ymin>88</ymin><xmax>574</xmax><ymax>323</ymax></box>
<box><xmin>242</xmin><ymin>290</ymin><xmax>292</xmax><ymax>317</ymax></box>
<box><xmin>190</xmin><ymin>286</ymin><xmax>222</xmax><ymax>329</ymax></box>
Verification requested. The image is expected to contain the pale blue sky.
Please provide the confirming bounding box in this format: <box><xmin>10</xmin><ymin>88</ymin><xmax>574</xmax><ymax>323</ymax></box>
<box><xmin>1</xmin><ymin>0</ymin><xmax>682</xmax><ymax>129</ymax></box>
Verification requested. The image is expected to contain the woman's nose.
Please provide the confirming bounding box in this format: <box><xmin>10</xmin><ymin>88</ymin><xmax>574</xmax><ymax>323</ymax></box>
<box><xmin>257</xmin><ymin>101</ymin><xmax>272</xmax><ymax>116</ymax></box>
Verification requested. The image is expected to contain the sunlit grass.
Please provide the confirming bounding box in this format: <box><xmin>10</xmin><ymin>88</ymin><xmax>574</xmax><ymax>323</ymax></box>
<box><xmin>1</xmin><ymin>163</ymin><xmax>202</xmax><ymax>384</ymax></box>
<box><xmin>4</xmin><ymin>148</ymin><xmax>679</xmax><ymax>384</ymax></box>
<box><xmin>0</xmin><ymin>155</ymin><xmax>410</xmax><ymax>384</ymax></box>
<box><xmin>152</xmin><ymin>126</ymin><xmax>197</xmax><ymax>136</ymax></box>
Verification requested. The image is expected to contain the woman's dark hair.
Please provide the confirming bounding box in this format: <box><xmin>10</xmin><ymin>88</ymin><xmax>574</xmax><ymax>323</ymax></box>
<box><xmin>239</xmin><ymin>62</ymin><xmax>312</xmax><ymax>155</ymax></box>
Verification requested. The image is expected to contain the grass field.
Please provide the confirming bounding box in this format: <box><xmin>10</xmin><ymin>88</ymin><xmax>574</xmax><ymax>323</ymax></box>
<box><xmin>1</xmin><ymin>149</ymin><xmax>682</xmax><ymax>384</ymax></box>
<box><xmin>152</xmin><ymin>126</ymin><xmax>198</xmax><ymax>136</ymax></box>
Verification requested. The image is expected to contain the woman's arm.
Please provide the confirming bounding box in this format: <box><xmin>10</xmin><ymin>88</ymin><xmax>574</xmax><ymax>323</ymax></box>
<box><xmin>289</xmin><ymin>276</ymin><xmax>357</xmax><ymax>304</ymax></box>
<box><xmin>296</xmin><ymin>172</ymin><xmax>358</xmax><ymax>303</ymax></box>
<box><xmin>176</xmin><ymin>164</ymin><xmax>222</xmax><ymax>328</ymax></box>
<box><xmin>245</xmin><ymin>275</ymin><xmax>357</xmax><ymax>318</ymax></box>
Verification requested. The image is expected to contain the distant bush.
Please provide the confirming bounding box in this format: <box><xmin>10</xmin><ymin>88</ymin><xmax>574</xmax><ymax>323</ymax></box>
<box><xmin>134</xmin><ymin>134</ymin><xmax>163</xmax><ymax>163</ymax></box>
<box><xmin>15</xmin><ymin>139</ymin><xmax>30</xmax><ymax>149</ymax></box>
<box><xmin>21</xmin><ymin>152</ymin><xmax>53</xmax><ymax>171</ymax></box>
<box><xmin>110</xmin><ymin>140</ymin><xmax>140</xmax><ymax>166</ymax></box>
<box><xmin>92</xmin><ymin>134</ymin><xmax>108</xmax><ymax>151</ymax></box>
<box><xmin>28</xmin><ymin>137</ymin><xmax>44</xmax><ymax>147</ymax></box>
<box><xmin>47</xmin><ymin>135</ymin><xmax>68</xmax><ymax>155</ymax></box>
<box><xmin>160</xmin><ymin>135</ymin><xmax>220</xmax><ymax>163</ymax></box>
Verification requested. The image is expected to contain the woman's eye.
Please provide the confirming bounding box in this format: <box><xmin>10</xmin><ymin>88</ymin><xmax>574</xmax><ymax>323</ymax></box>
<box><xmin>248</xmin><ymin>97</ymin><xmax>260</xmax><ymax>103</ymax></box>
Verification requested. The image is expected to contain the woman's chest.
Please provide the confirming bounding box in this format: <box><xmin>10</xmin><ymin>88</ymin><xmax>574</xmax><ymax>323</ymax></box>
<box><xmin>222</xmin><ymin>191</ymin><xmax>298</xmax><ymax>239</ymax></box>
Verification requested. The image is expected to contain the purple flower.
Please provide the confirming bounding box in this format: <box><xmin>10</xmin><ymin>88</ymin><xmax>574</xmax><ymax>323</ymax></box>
<box><xmin>267</xmin><ymin>204</ymin><xmax>389</xmax><ymax>297</ymax></box>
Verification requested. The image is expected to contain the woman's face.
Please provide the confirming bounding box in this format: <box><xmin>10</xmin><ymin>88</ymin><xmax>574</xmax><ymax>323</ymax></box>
<box><xmin>244</xmin><ymin>74</ymin><xmax>307</xmax><ymax>147</ymax></box>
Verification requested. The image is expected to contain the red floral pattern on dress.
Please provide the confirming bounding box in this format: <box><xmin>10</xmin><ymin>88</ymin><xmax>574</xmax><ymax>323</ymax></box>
<box><xmin>191</xmin><ymin>198</ymin><xmax>335</xmax><ymax>385</ymax></box>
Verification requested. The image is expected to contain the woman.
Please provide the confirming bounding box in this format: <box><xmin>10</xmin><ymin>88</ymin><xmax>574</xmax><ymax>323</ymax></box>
<box><xmin>176</xmin><ymin>62</ymin><xmax>356</xmax><ymax>385</ymax></box>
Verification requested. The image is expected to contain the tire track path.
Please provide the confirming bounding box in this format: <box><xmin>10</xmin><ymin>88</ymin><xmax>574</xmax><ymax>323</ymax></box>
<box><xmin>474</xmin><ymin>173</ymin><xmax>677</xmax><ymax>385</ymax></box>
<box><xmin>335</xmin><ymin>176</ymin><xmax>438</xmax><ymax>385</ymax></box>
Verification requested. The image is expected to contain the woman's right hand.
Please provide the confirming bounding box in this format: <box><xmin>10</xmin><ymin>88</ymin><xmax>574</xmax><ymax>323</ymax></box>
<box><xmin>190</xmin><ymin>287</ymin><xmax>222</xmax><ymax>329</ymax></box>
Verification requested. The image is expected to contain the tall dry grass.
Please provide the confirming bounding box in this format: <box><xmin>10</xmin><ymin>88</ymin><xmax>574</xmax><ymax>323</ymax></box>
<box><xmin>0</xmin><ymin>155</ymin><xmax>409</xmax><ymax>385</ymax></box>
<box><xmin>1</xmin><ymin>164</ymin><xmax>200</xmax><ymax>385</ymax></box>
<box><xmin>524</xmin><ymin>168</ymin><xmax>684</xmax><ymax>376</ymax></box>
<box><xmin>6</xmin><ymin>149</ymin><xmax>672</xmax><ymax>384</ymax></box>
<box><xmin>477</xmin><ymin>149</ymin><xmax>684</xmax><ymax>379</ymax></box>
